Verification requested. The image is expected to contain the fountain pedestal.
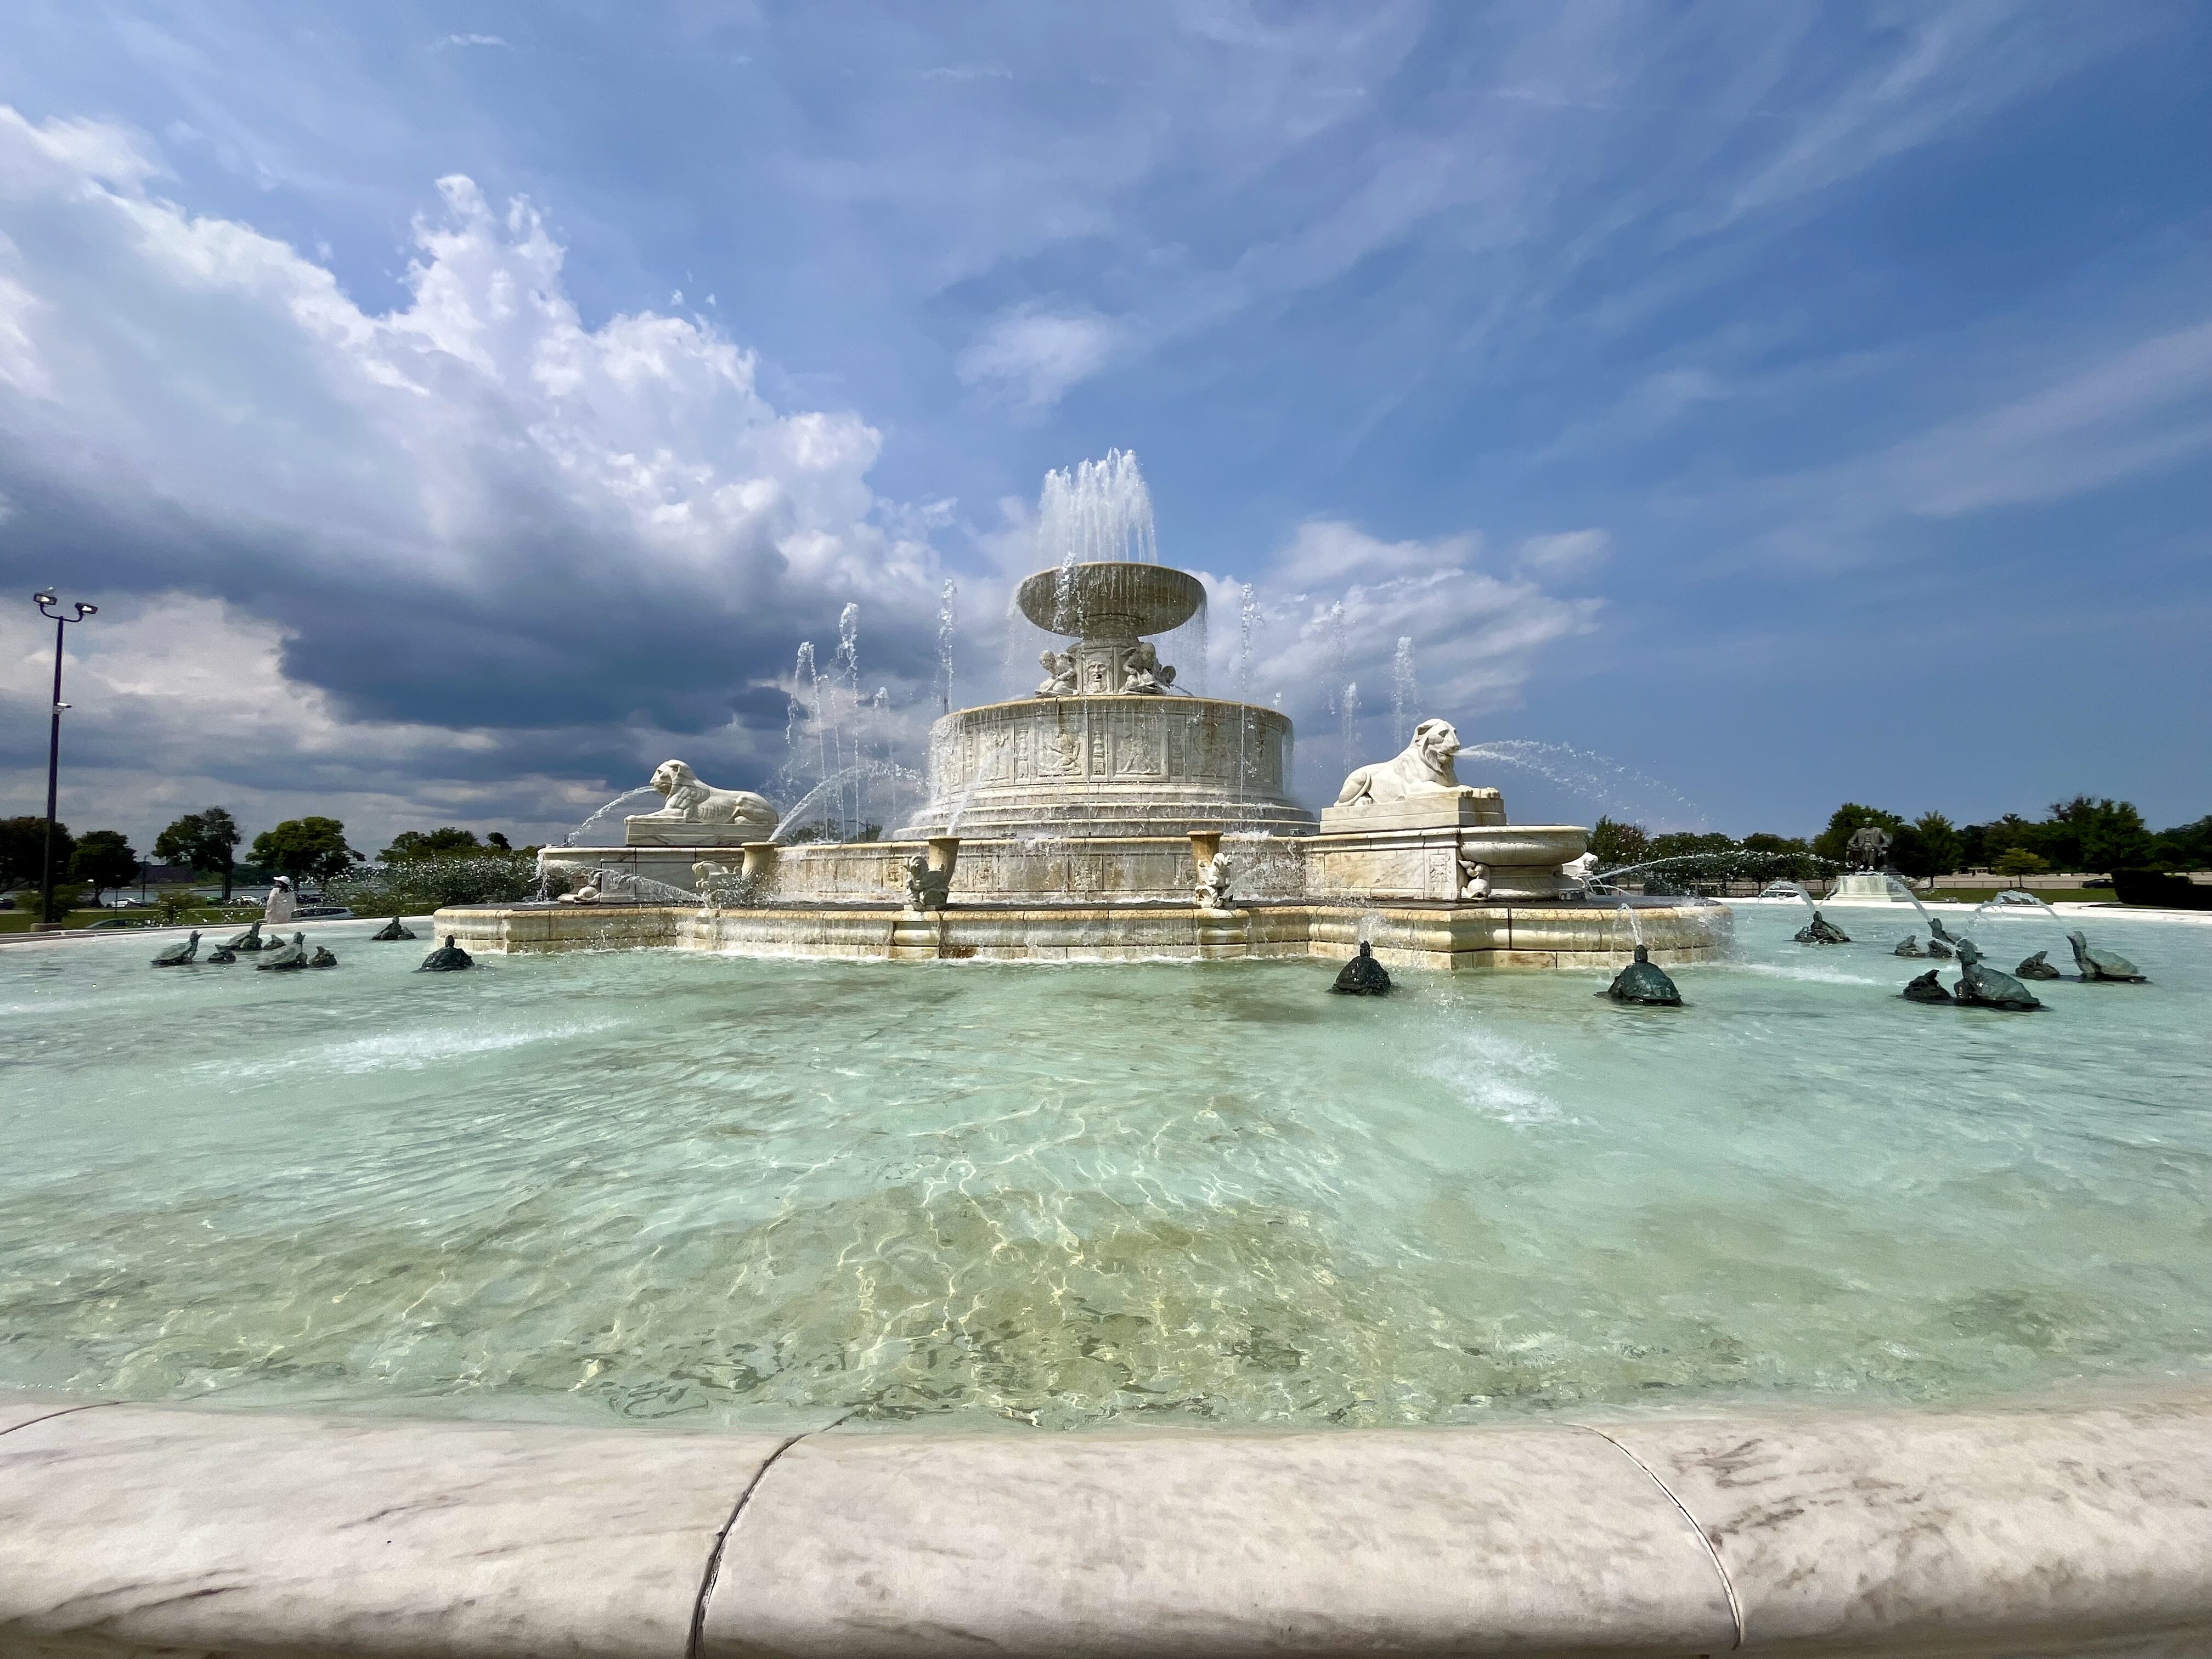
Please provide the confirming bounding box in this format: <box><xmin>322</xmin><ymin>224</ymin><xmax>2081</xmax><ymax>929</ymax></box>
<box><xmin>1828</xmin><ymin>873</ymin><xmax>1912</xmax><ymax>901</ymax></box>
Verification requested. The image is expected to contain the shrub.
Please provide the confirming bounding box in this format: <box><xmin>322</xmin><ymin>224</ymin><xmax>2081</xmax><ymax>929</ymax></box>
<box><xmin>328</xmin><ymin>852</ymin><xmax>540</xmax><ymax>913</ymax></box>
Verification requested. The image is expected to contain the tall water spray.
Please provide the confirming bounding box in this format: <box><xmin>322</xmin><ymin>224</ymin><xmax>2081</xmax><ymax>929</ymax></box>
<box><xmin>935</xmin><ymin>579</ymin><xmax>958</xmax><ymax>715</ymax></box>
<box><xmin>1236</xmin><ymin>584</ymin><xmax>1261</xmax><ymax>704</ymax></box>
<box><xmin>834</xmin><ymin>605</ymin><xmax>862</xmax><ymax>836</ymax></box>
<box><xmin>1040</xmin><ymin>450</ymin><xmax>1158</xmax><ymax>632</ymax></box>
<box><xmin>1391</xmin><ymin>637</ymin><xmax>1418</xmax><ymax>741</ymax></box>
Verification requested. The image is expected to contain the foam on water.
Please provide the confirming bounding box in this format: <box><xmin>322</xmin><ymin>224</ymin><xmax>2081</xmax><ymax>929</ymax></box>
<box><xmin>4</xmin><ymin>908</ymin><xmax>2209</xmax><ymax>1430</ymax></box>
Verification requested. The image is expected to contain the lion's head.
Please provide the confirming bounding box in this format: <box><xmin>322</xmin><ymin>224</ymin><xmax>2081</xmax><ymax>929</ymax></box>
<box><xmin>1409</xmin><ymin>719</ymin><xmax>1462</xmax><ymax>783</ymax></box>
<box><xmin>650</xmin><ymin>759</ymin><xmax>695</xmax><ymax>799</ymax></box>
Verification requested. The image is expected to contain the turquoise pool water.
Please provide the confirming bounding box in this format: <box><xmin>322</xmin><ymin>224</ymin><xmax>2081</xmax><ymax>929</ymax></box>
<box><xmin>3</xmin><ymin>906</ymin><xmax>2207</xmax><ymax>1429</ymax></box>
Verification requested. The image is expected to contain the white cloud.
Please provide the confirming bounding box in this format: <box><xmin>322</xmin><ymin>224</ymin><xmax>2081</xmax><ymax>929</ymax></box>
<box><xmin>0</xmin><ymin>106</ymin><xmax>949</xmax><ymax>834</ymax></box>
<box><xmin>956</xmin><ymin>305</ymin><xmax>1120</xmax><ymax>407</ymax></box>
<box><xmin>436</xmin><ymin>35</ymin><xmax>508</xmax><ymax>50</ymax></box>
<box><xmin>1189</xmin><ymin>521</ymin><xmax>1599</xmax><ymax>801</ymax></box>
<box><xmin>1516</xmin><ymin>529</ymin><xmax>1610</xmax><ymax>579</ymax></box>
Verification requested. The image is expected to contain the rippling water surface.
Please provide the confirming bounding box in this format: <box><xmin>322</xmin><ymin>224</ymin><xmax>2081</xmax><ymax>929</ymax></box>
<box><xmin>3</xmin><ymin>906</ymin><xmax>2208</xmax><ymax>1429</ymax></box>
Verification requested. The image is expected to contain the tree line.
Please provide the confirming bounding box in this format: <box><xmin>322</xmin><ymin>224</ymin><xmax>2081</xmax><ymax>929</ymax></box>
<box><xmin>1</xmin><ymin>809</ymin><xmax>537</xmax><ymax>918</ymax></box>
<box><xmin>1588</xmin><ymin>797</ymin><xmax>2212</xmax><ymax>880</ymax></box>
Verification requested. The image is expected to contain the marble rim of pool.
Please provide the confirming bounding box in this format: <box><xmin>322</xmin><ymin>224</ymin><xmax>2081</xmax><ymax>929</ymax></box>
<box><xmin>3</xmin><ymin>1379</ymin><xmax>2211</xmax><ymax>1658</ymax></box>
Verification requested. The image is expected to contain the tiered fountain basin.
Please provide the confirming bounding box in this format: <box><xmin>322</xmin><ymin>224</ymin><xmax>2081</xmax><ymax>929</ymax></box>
<box><xmin>896</xmin><ymin>694</ymin><xmax>1315</xmax><ymax>838</ymax></box>
<box><xmin>499</xmin><ymin>791</ymin><xmax>1727</xmax><ymax>967</ymax></box>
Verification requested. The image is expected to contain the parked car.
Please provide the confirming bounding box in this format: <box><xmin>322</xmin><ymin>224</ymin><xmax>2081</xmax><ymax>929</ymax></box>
<box><xmin>2083</xmin><ymin>877</ymin><xmax>2113</xmax><ymax>889</ymax></box>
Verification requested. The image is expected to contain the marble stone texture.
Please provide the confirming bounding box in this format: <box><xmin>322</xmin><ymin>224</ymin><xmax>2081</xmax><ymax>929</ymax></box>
<box><xmin>0</xmin><ymin>1389</ymin><xmax>107</xmax><ymax>1438</ymax></box>
<box><xmin>623</xmin><ymin>817</ymin><xmax>762</xmax><ymax>848</ymax></box>
<box><xmin>1826</xmin><ymin>872</ymin><xmax>1911</xmax><ymax>901</ymax></box>
<box><xmin>702</xmin><ymin>1425</ymin><xmax>1737</xmax><ymax>1658</ymax></box>
<box><xmin>1592</xmin><ymin>1390</ymin><xmax>2212</xmax><ymax>1655</ymax></box>
<box><xmin>1316</xmin><ymin>786</ymin><xmax>1506</xmax><ymax>833</ymax></box>
<box><xmin>1306</xmin><ymin>823</ymin><xmax>1589</xmax><ymax>902</ymax></box>
<box><xmin>439</xmin><ymin>898</ymin><xmax>1733</xmax><ymax>970</ymax></box>
<box><xmin>0</xmin><ymin>1404</ymin><xmax>788</xmax><ymax>1659</ymax></box>
<box><xmin>897</xmin><ymin>696</ymin><xmax>1316</xmax><ymax>840</ymax></box>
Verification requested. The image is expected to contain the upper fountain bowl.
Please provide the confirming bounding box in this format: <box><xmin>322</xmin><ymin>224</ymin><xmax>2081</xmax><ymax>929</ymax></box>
<box><xmin>1015</xmin><ymin>562</ymin><xmax>1205</xmax><ymax>641</ymax></box>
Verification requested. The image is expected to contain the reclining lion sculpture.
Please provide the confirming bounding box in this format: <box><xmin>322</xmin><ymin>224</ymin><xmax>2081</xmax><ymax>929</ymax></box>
<box><xmin>637</xmin><ymin>760</ymin><xmax>778</xmax><ymax>836</ymax></box>
<box><xmin>1334</xmin><ymin>719</ymin><xmax>1464</xmax><ymax>807</ymax></box>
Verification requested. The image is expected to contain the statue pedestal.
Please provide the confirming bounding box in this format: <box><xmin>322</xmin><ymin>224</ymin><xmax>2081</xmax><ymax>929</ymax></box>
<box><xmin>625</xmin><ymin>817</ymin><xmax>772</xmax><ymax>848</ymax></box>
<box><xmin>1317</xmin><ymin>788</ymin><xmax>1505</xmax><ymax>835</ymax></box>
<box><xmin>1827</xmin><ymin>872</ymin><xmax>1912</xmax><ymax>901</ymax></box>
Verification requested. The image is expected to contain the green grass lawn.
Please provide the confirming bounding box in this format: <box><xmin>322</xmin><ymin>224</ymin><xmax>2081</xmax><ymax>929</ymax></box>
<box><xmin>1921</xmin><ymin>887</ymin><xmax>2113</xmax><ymax>906</ymax></box>
<box><xmin>0</xmin><ymin>901</ymin><xmax>263</xmax><ymax>933</ymax></box>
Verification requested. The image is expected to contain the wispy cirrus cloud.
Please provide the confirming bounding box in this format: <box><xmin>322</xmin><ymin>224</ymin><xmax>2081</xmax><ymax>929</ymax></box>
<box><xmin>956</xmin><ymin>304</ymin><xmax>1121</xmax><ymax>408</ymax></box>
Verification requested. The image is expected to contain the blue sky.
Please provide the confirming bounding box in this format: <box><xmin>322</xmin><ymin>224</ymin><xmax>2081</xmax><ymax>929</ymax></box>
<box><xmin>1</xmin><ymin>2</ymin><xmax>2207</xmax><ymax>849</ymax></box>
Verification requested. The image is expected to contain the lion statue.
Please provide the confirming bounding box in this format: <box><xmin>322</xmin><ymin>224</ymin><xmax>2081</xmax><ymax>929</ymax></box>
<box><xmin>1334</xmin><ymin>719</ymin><xmax>1465</xmax><ymax>807</ymax></box>
<box><xmin>639</xmin><ymin>760</ymin><xmax>779</xmax><ymax>834</ymax></box>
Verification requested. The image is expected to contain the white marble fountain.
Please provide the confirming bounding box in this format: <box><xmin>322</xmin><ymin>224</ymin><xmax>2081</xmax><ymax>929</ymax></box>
<box><xmin>475</xmin><ymin>544</ymin><xmax>1727</xmax><ymax>968</ymax></box>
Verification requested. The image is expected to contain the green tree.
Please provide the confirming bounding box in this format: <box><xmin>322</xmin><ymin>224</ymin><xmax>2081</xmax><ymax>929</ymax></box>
<box><xmin>1587</xmin><ymin>816</ymin><xmax>1650</xmax><ymax>871</ymax></box>
<box><xmin>0</xmin><ymin>816</ymin><xmax>74</xmax><ymax>892</ymax></box>
<box><xmin>1739</xmin><ymin>832</ymin><xmax>1817</xmax><ymax>879</ymax></box>
<box><xmin>69</xmin><ymin>830</ymin><xmax>140</xmax><ymax>904</ymax></box>
<box><xmin>154</xmin><ymin>807</ymin><xmax>244</xmax><ymax>901</ymax></box>
<box><xmin>2044</xmin><ymin>796</ymin><xmax>2154</xmax><ymax>873</ymax></box>
<box><xmin>1890</xmin><ymin>811</ymin><xmax>1963</xmax><ymax>881</ymax></box>
<box><xmin>250</xmin><ymin>817</ymin><xmax>360</xmax><ymax>884</ymax></box>
<box><xmin>38</xmin><ymin>882</ymin><xmax>84</xmax><ymax>923</ymax></box>
<box><xmin>2156</xmin><ymin>815</ymin><xmax>2212</xmax><ymax>871</ymax></box>
<box><xmin>380</xmin><ymin>826</ymin><xmax>482</xmax><ymax>862</ymax></box>
<box><xmin>1811</xmin><ymin>804</ymin><xmax>1906</xmax><ymax>867</ymax></box>
<box><xmin>1993</xmin><ymin>847</ymin><xmax>2050</xmax><ymax>877</ymax></box>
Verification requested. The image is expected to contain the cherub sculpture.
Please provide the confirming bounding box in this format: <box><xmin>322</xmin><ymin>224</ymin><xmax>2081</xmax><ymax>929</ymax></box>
<box><xmin>1120</xmin><ymin>641</ymin><xmax>1176</xmax><ymax>695</ymax></box>
<box><xmin>1034</xmin><ymin>650</ymin><xmax>1078</xmax><ymax>697</ymax></box>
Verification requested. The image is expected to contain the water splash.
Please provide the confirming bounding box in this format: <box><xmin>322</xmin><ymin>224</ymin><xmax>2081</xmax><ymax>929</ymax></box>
<box><xmin>1615</xmin><ymin>901</ymin><xmax>1645</xmax><ymax>949</ymax></box>
<box><xmin>935</xmin><ymin>580</ymin><xmax>958</xmax><ymax>716</ymax></box>
<box><xmin>1233</xmin><ymin>584</ymin><xmax>1260</xmax><ymax>704</ymax></box>
<box><xmin>1391</xmin><ymin>637</ymin><xmax>1418</xmax><ymax>742</ymax></box>
<box><xmin>1339</xmin><ymin>681</ymin><xmax>1360</xmax><ymax>779</ymax></box>
<box><xmin>1455</xmin><ymin>740</ymin><xmax>1707</xmax><ymax>830</ymax></box>
<box><xmin>770</xmin><ymin>761</ymin><xmax>926</xmax><ymax>845</ymax></box>
<box><xmin>563</xmin><ymin>787</ymin><xmax>661</xmax><ymax>848</ymax></box>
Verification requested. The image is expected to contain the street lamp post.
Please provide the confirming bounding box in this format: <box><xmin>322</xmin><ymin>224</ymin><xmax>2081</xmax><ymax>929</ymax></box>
<box><xmin>32</xmin><ymin>590</ymin><xmax>97</xmax><ymax>930</ymax></box>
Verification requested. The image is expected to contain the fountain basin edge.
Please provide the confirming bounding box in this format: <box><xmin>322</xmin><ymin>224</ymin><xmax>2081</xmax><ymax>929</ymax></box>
<box><xmin>433</xmin><ymin>898</ymin><xmax>1732</xmax><ymax>969</ymax></box>
<box><xmin>4</xmin><ymin>1382</ymin><xmax>2210</xmax><ymax>1657</ymax></box>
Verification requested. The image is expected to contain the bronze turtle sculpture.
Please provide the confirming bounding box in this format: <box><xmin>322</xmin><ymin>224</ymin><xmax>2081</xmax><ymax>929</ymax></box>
<box><xmin>1602</xmin><ymin>944</ymin><xmax>1682</xmax><ymax>1006</ymax></box>
<box><xmin>1329</xmin><ymin>940</ymin><xmax>1391</xmax><ymax>996</ymax></box>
